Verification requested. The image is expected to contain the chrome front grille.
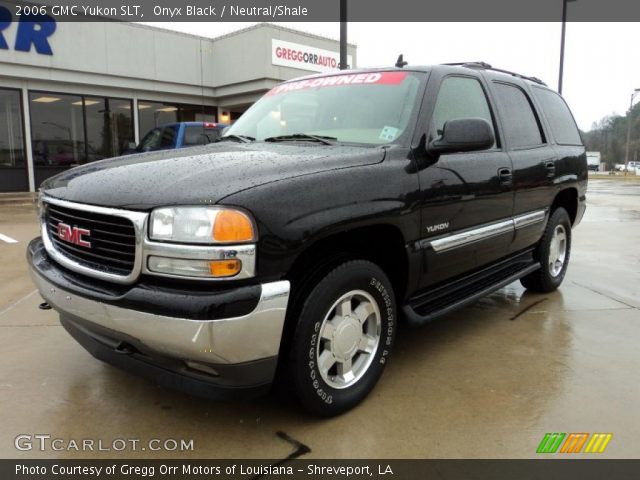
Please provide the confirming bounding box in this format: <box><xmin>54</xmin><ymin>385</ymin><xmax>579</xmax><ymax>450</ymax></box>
<box><xmin>40</xmin><ymin>196</ymin><xmax>147</xmax><ymax>285</ymax></box>
<box><xmin>45</xmin><ymin>203</ymin><xmax>137</xmax><ymax>275</ymax></box>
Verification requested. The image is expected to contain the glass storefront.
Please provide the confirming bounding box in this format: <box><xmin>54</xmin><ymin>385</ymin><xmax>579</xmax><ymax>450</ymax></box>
<box><xmin>0</xmin><ymin>90</ymin><xmax>218</xmax><ymax>192</ymax></box>
<box><xmin>84</xmin><ymin>97</ymin><xmax>134</xmax><ymax>159</ymax></box>
<box><xmin>29</xmin><ymin>92</ymin><xmax>134</xmax><ymax>186</ymax></box>
<box><xmin>137</xmin><ymin>101</ymin><xmax>216</xmax><ymax>139</ymax></box>
<box><xmin>0</xmin><ymin>88</ymin><xmax>27</xmax><ymax>192</ymax></box>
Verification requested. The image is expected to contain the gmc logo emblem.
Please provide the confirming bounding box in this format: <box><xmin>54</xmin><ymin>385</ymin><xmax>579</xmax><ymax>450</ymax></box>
<box><xmin>56</xmin><ymin>223</ymin><xmax>91</xmax><ymax>248</ymax></box>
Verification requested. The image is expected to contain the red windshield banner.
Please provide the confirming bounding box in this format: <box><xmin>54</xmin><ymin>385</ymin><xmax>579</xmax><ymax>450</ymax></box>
<box><xmin>266</xmin><ymin>71</ymin><xmax>408</xmax><ymax>96</ymax></box>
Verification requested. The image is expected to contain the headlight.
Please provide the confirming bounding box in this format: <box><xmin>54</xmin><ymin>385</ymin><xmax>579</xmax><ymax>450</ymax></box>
<box><xmin>149</xmin><ymin>206</ymin><xmax>256</xmax><ymax>244</ymax></box>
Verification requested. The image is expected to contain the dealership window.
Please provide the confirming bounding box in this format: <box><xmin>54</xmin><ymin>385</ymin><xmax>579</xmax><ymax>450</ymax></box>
<box><xmin>137</xmin><ymin>101</ymin><xmax>216</xmax><ymax>138</ymax></box>
<box><xmin>29</xmin><ymin>92</ymin><xmax>134</xmax><ymax>186</ymax></box>
<box><xmin>0</xmin><ymin>88</ymin><xmax>28</xmax><ymax>191</ymax></box>
<box><xmin>30</xmin><ymin>92</ymin><xmax>85</xmax><ymax>169</ymax></box>
<box><xmin>83</xmin><ymin>97</ymin><xmax>134</xmax><ymax>159</ymax></box>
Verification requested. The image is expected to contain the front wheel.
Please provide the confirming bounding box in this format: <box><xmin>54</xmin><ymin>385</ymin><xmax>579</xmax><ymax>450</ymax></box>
<box><xmin>288</xmin><ymin>260</ymin><xmax>396</xmax><ymax>416</ymax></box>
<box><xmin>521</xmin><ymin>207</ymin><xmax>572</xmax><ymax>292</ymax></box>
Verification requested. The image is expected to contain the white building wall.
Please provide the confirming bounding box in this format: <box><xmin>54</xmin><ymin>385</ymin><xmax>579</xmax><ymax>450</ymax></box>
<box><xmin>0</xmin><ymin>22</ymin><xmax>356</xmax><ymax>191</ymax></box>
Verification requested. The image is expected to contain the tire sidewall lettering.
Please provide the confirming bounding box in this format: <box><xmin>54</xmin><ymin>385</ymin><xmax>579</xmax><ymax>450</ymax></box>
<box><xmin>304</xmin><ymin>272</ymin><xmax>395</xmax><ymax>404</ymax></box>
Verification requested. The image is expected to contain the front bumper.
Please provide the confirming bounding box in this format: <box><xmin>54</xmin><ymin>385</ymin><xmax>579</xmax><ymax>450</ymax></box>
<box><xmin>28</xmin><ymin>238</ymin><xmax>290</xmax><ymax>399</ymax></box>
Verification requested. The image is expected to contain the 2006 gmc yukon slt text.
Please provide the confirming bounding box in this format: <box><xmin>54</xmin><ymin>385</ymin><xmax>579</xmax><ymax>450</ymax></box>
<box><xmin>28</xmin><ymin>63</ymin><xmax>587</xmax><ymax>416</ymax></box>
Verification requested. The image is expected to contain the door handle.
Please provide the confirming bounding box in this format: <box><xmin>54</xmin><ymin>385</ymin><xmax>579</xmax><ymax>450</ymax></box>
<box><xmin>498</xmin><ymin>167</ymin><xmax>512</xmax><ymax>184</ymax></box>
<box><xmin>544</xmin><ymin>160</ymin><xmax>556</xmax><ymax>177</ymax></box>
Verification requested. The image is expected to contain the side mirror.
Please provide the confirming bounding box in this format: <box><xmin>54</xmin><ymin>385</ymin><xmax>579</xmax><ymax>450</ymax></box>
<box><xmin>428</xmin><ymin>118</ymin><xmax>495</xmax><ymax>154</ymax></box>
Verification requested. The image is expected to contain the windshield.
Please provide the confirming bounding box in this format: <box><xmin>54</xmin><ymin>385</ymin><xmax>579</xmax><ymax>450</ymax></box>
<box><xmin>225</xmin><ymin>71</ymin><xmax>423</xmax><ymax>145</ymax></box>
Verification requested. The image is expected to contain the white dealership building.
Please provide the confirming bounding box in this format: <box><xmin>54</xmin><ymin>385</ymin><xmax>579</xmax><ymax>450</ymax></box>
<box><xmin>0</xmin><ymin>18</ymin><xmax>356</xmax><ymax>192</ymax></box>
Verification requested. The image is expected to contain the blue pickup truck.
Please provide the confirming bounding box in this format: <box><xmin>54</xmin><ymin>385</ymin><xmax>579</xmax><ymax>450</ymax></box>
<box><xmin>134</xmin><ymin>122</ymin><xmax>228</xmax><ymax>153</ymax></box>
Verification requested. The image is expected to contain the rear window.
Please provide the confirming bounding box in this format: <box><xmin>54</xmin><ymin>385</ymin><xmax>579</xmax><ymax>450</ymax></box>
<box><xmin>492</xmin><ymin>82</ymin><xmax>544</xmax><ymax>149</ymax></box>
<box><xmin>183</xmin><ymin>126</ymin><xmax>221</xmax><ymax>146</ymax></box>
<box><xmin>532</xmin><ymin>87</ymin><xmax>582</xmax><ymax>146</ymax></box>
<box><xmin>159</xmin><ymin>126</ymin><xmax>177</xmax><ymax>148</ymax></box>
<box><xmin>138</xmin><ymin>125</ymin><xmax>177</xmax><ymax>152</ymax></box>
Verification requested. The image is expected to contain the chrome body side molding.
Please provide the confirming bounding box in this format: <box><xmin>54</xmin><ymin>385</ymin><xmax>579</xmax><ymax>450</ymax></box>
<box><xmin>424</xmin><ymin>209</ymin><xmax>547</xmax><ymax>253</ymax></box>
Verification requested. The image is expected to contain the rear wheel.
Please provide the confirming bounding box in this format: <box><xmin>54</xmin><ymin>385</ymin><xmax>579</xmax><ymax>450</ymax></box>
<box><xmin>521</xmin><ymin>207</ymin><xmax>572</xmax><ymax>292</ymax></box>
<box><xmin>287</xmin><ymin>260</ymin><xmax>396</xmax><ymax>416</ymax></box>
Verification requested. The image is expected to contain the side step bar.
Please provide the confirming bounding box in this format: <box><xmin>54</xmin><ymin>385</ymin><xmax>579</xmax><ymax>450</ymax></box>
<box><xmin>403</xmin><ymin>250</ymin><xmax>540</xmax><ymax>327</ymax></box>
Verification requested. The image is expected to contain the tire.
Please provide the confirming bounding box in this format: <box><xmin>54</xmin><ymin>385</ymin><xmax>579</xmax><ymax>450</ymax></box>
<box><xmin>520</xmin><ymin>207</ymin><xmax>572</xmax><ymax>293</ymax></box>
<box><xmin>287</xmin><ymin>260</ymin><xmax>396</xmax><ymax>416</ymax></box>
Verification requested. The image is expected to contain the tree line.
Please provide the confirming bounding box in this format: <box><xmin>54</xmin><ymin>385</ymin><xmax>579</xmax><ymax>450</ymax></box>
<box><xmin>581</xmin><ymin>102</ymin><xmax>640</xmax><ymax>167</ymax></box>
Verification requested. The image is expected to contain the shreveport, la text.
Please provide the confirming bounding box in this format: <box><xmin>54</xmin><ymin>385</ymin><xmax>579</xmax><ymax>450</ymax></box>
<box><xmin>16</xmin><ymin>464</ymin><xmax>394</xmax><ymax>477</ymax></box>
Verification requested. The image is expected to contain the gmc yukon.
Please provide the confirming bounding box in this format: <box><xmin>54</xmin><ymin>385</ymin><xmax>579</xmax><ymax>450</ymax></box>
<box><xmin>28</xmin><ymin>62</ymin><xmax>587</xmax><ymax>416</ymax></box>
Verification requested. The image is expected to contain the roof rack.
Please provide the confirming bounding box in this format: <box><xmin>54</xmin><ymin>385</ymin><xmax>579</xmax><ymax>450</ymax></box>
<box><xmin>443</xmin><ymin>62</ymin><xmax>547</xmax><ymax>86</ymax></box>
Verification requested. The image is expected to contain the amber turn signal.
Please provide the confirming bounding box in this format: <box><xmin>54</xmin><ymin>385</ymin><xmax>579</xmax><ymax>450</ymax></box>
<box><xmin>213</xmin><ymin>210</ymin><xmax>255</xmax><ymax>243</ymax></box>
<box><xmin>209</xmin><ymin>259</ymin><xmax>242</xmax><ymax>277</ymax></box>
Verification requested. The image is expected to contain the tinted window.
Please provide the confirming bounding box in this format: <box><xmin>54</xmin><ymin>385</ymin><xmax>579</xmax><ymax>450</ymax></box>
<box><xmin>138</xmin><ymin>125</ymin><xmax>176</xmax><ymax>151</ymax></box>
<box><xmin>183</xmin><ymin>126</ymin><xmax>221</xmax><ymax>146</ymax></box>
<box><xmin>159</xmin><ymin>126</ymin><xmax>176</xmax><ymax>148</ymax></box>
<box><xmin>532</xmin><ymin>87</ymin><xmax>582</xmax><ymax>145</ymax></box>
<box><xmin>492</xmin><ymin>83</ymin><xmax>544</xmax><ymax>149</ymax></box>
<box><xmin>431</xmin><ymin>76</ymin><xmax>497</xmax><ymax>148</ymax></box>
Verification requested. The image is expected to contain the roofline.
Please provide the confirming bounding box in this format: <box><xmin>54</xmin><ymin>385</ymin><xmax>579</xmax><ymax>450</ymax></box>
<box><xmin>133</xmin><ymin>22</ymin><xmax>357</xmax><ymax>48</ymax></box>
<box><xmin>211</xmin><ymin>23</ymin><xmax>357</xmax><ymax>48</ymax></box>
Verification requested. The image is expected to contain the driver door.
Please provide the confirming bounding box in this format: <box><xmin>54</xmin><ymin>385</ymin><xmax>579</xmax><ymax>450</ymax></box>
<box><xmin>416</xmin><ymin>74</ymin><xmax>515</xmax><ymax>289</ymax></box>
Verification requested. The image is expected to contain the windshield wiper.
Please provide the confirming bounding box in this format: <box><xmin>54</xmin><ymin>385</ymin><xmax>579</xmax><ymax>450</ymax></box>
<box><xmin>263</xmin><ymin>133</ymin><xmax>337</xmax><ymax>145</ymax></box>
<box><xmin>216</xmin><ymin>134</ymin><xmax>255</xmax><ymax>143</ymax></box>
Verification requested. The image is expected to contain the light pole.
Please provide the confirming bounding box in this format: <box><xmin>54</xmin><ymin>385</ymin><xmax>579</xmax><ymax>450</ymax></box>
<box><xmin>339</xmin><ymin>0</ymin><xmax>348</xmax><ymax>70</ymax></box>
<box><xmin>624</xmin><ymin>88</ymin><xmax>640</xmax><ymax>172</ymax></box>
<box><xmin>558</xmin><ymin>0</ymin><xmax>576</xmax><ymax>94</ymax></box>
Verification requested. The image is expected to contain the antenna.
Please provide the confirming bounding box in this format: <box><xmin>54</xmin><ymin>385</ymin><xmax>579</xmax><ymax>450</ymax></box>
<box><xmin>395</xmin><ymin>54</ymin><xmax>408</xmax><ymax>68</ymax></box>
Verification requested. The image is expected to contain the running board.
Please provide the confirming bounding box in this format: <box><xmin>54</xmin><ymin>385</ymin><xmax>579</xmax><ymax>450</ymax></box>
<box><xmin>403</xmin><ymin>251</ymin><xmax>540</xmax><ymax>327</ymax></box>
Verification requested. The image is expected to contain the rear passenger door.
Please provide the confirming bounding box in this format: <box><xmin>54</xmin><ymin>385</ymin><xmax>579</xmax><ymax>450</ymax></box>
<box><xmin>489</xmin><ymin>81</ymin><xmax>555</xmax><ymax>253</ymax></box>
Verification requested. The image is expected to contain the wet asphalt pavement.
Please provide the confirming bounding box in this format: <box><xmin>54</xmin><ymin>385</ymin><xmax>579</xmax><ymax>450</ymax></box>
<box><xmin>0</xmin><ymin>178</ymin><xmax>638</xmax><ymax>459</ymax></box>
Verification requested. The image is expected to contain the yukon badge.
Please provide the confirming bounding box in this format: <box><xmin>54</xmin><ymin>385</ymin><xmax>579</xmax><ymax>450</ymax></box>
<box><xmin>426</xmin><ymin>222</ymin><xmax>449</xmax><ymax>233</ymax></box>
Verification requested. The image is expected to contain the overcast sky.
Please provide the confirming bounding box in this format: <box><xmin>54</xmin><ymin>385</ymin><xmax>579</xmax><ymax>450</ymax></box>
<box><xmin>146</xmin><ymin>22</ymin><xmax>640</xmax><ymax>132</ymax></box>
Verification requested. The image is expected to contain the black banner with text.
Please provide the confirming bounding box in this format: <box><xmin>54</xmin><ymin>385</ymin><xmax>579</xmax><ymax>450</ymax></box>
<box><xmin>3</xmin><ymin>459</ymin><xmax>640</xmax><ymax>480</ymax></box>
<box><xmin>2</xmin><ymin>0</ymin><xmax>640</xmax><ymax>22</ymax></box>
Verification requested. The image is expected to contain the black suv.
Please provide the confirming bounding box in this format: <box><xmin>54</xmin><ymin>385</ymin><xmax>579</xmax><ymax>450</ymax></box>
<box><xmin>28</xmin><ymin>62</ymin><xmax>587</xmax><ymax>416</ymax></box>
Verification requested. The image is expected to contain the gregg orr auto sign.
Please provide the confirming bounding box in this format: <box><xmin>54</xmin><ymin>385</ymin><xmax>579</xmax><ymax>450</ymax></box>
<box><xmin>272</xmin><ymin>39</ymin><xmax>353</xmax><ymax>73</ymax></box>
<box><xmin>0</xmin><ymin>6</ymin><xmax>56</xmax><ymax>55</ymax></box>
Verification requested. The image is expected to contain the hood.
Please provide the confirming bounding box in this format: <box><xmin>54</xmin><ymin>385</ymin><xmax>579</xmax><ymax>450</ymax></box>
<box><xmin>40</xmin><ymin>142</ymin><xmax>385</xmax><ymax>210</ymax></box>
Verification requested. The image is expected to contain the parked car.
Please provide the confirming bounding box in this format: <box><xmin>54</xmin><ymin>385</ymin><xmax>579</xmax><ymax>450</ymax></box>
<box><xmin>28</xmin><ymin>62</ymin><xmax>587</xmax><ymax>416</ymax></box>
<box><xmin>627</xmin><ymin>161</ymin><xmax>640</xmax><ymax>172</ymax></box>
<box><xmin>131</xmin><ymin>122</ymin><xmax>228</xmax><ymax>153</ymax></box>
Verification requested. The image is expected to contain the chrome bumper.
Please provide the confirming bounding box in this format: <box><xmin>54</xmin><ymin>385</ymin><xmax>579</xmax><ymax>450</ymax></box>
<box><xmin>31</xmin><ymin>268</ymin><xmax>290</xmax><ymax>366</ymax></box>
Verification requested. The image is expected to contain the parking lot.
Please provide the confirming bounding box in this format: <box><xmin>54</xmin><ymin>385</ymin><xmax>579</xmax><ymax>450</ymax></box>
<box><xmin>1</xmin><ymin>178</ymin><xmax>639</xmax><ymax>459</ymax></box>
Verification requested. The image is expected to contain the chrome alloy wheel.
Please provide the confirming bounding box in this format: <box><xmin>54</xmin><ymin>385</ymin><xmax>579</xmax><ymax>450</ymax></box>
<box><xmin>316</xmin><ymin>290</ymin><xmax>382</xmax><ymax>389</ymax></box>
<box><xmin>548</xmin><ymin>224</ymin><xmax>567</xmax><ymax>277</ymax></box>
